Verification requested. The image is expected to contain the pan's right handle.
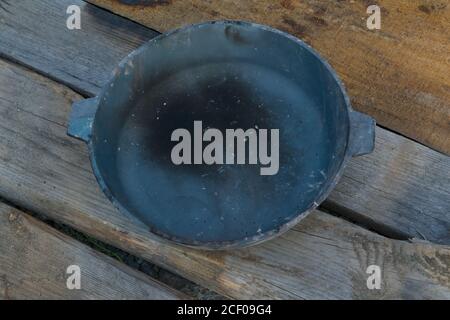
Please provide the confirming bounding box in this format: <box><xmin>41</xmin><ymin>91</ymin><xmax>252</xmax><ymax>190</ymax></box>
<box><xmin>67</xmin><ymin>97</ymin><xmax>99</xmax><ymax>143</ymax></box>
<box><xmin>348</xmin><ymin>111</ymin><xmax>376</xmax><ymax>157</ymax></box>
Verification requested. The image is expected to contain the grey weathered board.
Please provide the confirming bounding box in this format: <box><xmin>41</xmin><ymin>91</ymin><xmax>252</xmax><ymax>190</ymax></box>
<box><xmin>0</xmin><ymin>202</ymin><xmax>185</xmax><ymax>299</ymax></box>
<box><xmin>0</xmin><ymin>0</ymin><xmax>159</xmax><ymax>96</ymax></box>
<box><xmin>0</xmin><ymin>58</ymin><xmax>449</xmax><ymax>299</ymax></box>
<box><xmin>0</xmin><ymin>0</ymin><xmax>448</xmax><ymax>243</ymax></box>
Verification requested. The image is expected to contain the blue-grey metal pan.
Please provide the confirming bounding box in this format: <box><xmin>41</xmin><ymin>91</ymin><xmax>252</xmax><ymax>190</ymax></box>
<box><xmin>68</xmin><ymin>21</ymin><xmax>375</xmax><ymax>249</ymax></box>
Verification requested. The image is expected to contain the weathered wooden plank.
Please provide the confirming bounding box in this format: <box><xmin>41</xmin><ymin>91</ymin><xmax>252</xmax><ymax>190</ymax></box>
<box><xmin>0</xmin><ymin>59</ymin><xmax>449</xmax><ymax>299</ymax></box>
<box><xmin>85</xmin><ymin>0</ymin><xmax>450</xmax><ymax>155</ymax></box>
<box><xmin>0</xmin><ymin>0</ymin><xmax>448</xmax><ymax>242</ymax></box>
<box><xmin>0</xmin><ymin>0</ymin><xmax>158</xmax><ymax>95</ymax></box>
<box><xmin>0</xmin><ymin>202</ymin><xmax>186</xmax><ymax>300</ymax></box>
<box><xmin>328</xmin><ymin>128</ymin><xmax>450</xmax><ymax>244</ymax></box>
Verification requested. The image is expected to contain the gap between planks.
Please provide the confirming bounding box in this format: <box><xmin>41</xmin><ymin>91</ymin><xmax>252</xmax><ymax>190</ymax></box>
<box><xmin>0</xmin><ymin>193</ymin><xmax>221</xmax><ymax>300</ymax></box>
<box><xmin>0</xmin><ymin>199</ymin><xmax>187</xmax><ymax>300</ymax></box>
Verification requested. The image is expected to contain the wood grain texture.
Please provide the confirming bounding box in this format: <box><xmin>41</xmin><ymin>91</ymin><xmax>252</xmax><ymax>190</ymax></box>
<box><xmin>0</xmin><ymin>0</ymin><xmax>448</xmax><ymax>242</ymax></box>
<box><xmin>0</xmin><ymin>203</ymin><xmax>185</xmax><ymax>300</ymax></box>
<box><xmin>0</xmin><ymin>0</ymin><xmax>158</xmax><ymax>95</ymax></box>
<box><xmin>0</xmin><ymin>59</ymin><xmax>449</xmax><ymax>299</ymax></box>
<box><xmin>85</xmin><ymin>0</ymin><xmax>450</xmax><ymax>155</ymax></box>
<box><xmin>328</xmin><ymin>129</ymin><xmax>450</xmax><ymax>243</ymax></box>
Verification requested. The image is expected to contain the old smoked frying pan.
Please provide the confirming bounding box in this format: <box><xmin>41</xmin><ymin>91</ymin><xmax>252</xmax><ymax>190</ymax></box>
<box><xmin>67</xmin><ymin>21</ymin><xmax>375</xmax><ymax>249</ymax></box>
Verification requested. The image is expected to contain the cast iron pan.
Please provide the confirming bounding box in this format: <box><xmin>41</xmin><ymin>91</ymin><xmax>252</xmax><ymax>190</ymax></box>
<box><xmin>68</xmin><ymin>21</ymin><xmax>375</xmax><ymax>249</ymax></box>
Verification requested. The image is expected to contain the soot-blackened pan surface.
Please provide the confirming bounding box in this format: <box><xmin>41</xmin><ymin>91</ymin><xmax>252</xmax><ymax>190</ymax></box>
<box><xmin>68</xmin><ymin>21</ymin><xmax>375</xmax><ymax>249</ymax></box>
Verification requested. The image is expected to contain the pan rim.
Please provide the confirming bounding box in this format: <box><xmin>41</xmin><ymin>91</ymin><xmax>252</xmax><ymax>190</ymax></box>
<box><xmin>90</xmin><ymin>20</ymin><xmax>354</xmax><ymax>249</ymax></box>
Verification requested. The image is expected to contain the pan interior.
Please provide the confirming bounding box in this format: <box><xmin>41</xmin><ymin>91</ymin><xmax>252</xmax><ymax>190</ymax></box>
<box><xmin>92</xmin><ymin>22</ymin><xmax>349</xmax><ymax>245</ymax></box>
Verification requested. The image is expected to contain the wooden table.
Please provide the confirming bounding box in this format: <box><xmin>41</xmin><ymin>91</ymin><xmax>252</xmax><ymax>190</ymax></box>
<box><xmin>0</xmin><ymin>0</ymin><xmax>449</xmax><ymax>299</ymax></box>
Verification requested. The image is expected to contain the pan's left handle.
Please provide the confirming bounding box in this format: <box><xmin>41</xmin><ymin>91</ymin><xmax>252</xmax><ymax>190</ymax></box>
<box><xmin>67</xmin><ymin>97</ymin><xmax>99</xmax><ymax>142</ymax></box>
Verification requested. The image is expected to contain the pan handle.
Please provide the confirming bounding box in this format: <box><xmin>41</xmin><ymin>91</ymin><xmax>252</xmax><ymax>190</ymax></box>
<box><xmin>348</xmin><ymin>110</ymin><xmax>376</xmax><ymax>157</ymax></box>
<box><xmin>67</xmin><ymin>97</ymin><xmax>99</xmax><ymax>142</ymax></box>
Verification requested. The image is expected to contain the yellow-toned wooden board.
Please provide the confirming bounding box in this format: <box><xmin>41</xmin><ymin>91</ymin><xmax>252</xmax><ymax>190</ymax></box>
<box><xmin>0</xmin><ymin>202</ymin><xmax>186</xmax><ymax>300</ymax></box>
<box><xmin>87</xmin><ymin>0</ymin><xmax>450</xmax><ymax>155</ymax></box>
